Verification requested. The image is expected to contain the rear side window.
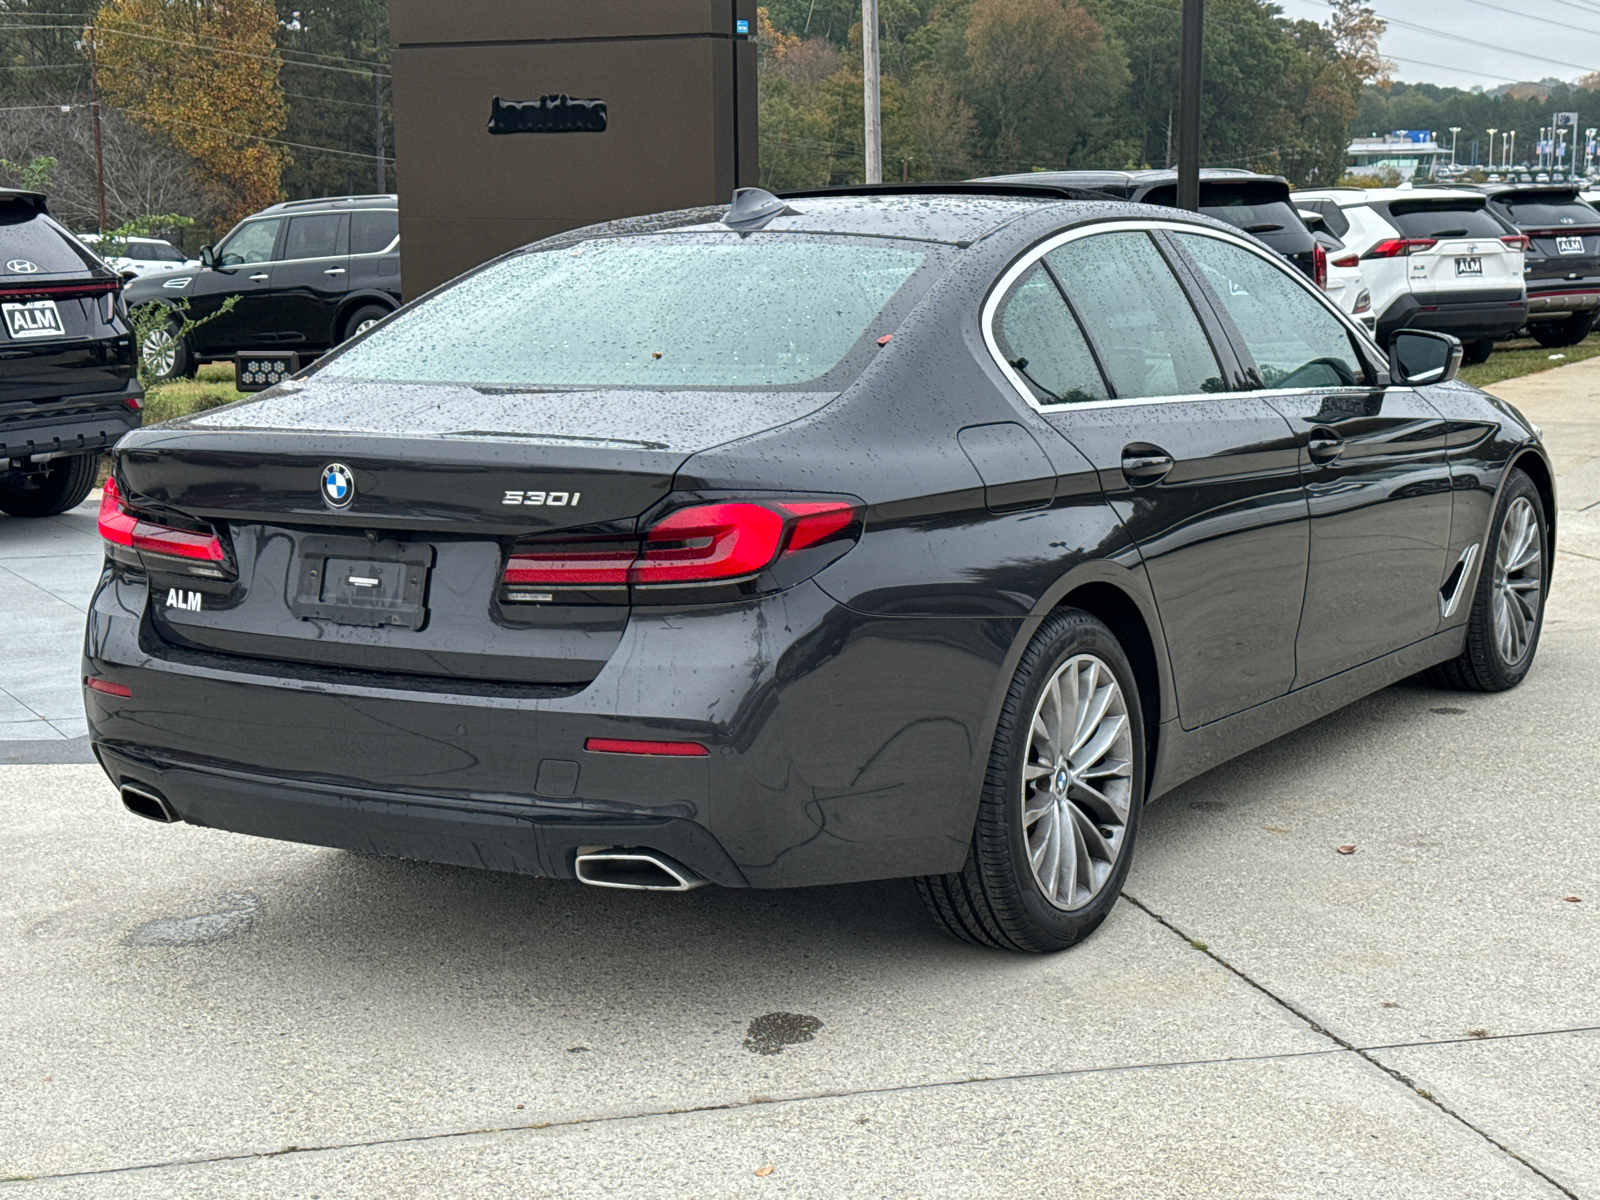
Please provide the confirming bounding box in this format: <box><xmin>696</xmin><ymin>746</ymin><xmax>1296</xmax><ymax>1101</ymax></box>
<box><xmin>1044</xmin><ymin>232</ymin><xmax>1224</xmax><ymax>398</ymax></box>
<box><xmin>1498</xmin><ymin>197</ymin><xmax>1600</xmax><ymax>228</ymax></box>
<box><xmin>324</xmin><ymin>233</ymin><xmax>937</xmax><ymax>389</ymax></box>
<box><xmin>1173</xmin><ymin>233</ymin><xmax>1367</xmax><ymax>390</ymax></box>
<box><xmin>1384</xmin><ymin>201</ymin><xmax>1507</xmax><ymax>239</ymax></box>
<box><xmin>1300</xmin><ymin>199</ymin><xmax>1350</xmax><ymax>240</ymax></box>
<box><xmin>284</xmin><ymin>214</ymin><xmax>348</xmax><ymax>260</ymax></box>
<box><xmin>129</xmin><ymin>241</ymin><xmax>185</xmax><ymax>263</ymax></box>
<box><xmin>352</xmin><ymin>210</ymin><xmax>399</xmax><ymax>254</ymax></box>
<box><xmin>991</xmin><ymin>264</ymin><xmax>1108</xmax><ymax>405</ymax></box>
<box><xmin>0</xmin><ymin>207</ymin><xmax>96</xmax><ymax>274</ymax></box>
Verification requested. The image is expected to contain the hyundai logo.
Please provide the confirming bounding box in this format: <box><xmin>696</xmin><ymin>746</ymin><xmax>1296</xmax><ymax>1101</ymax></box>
<box><xmin>5</xmin><ymin>259</ymin><xmax>39</xmax><ymax>273</ymax></box>
<box><xmin>321</xmin><ymin>463</ymin><xmax>355</xmax><ymax>509</ymax></box>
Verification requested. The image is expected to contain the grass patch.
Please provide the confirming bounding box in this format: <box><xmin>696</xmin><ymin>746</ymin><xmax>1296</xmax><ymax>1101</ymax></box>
<box><xmin>141</xmin><ymin>361</ymin><xmax>245</xmax><ymax>425</ymax></box>
<box><xmin>1460</xmin><ymin>331</ymin><xmax>1600</xmax><ymax>389</ymax></box>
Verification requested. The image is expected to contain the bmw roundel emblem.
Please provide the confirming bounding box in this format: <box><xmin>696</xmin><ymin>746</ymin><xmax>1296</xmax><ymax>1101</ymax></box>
<box><xmin>321</xmin><ymin>463</ymin><xmax>355</xmax><ymax>509</ymax></box>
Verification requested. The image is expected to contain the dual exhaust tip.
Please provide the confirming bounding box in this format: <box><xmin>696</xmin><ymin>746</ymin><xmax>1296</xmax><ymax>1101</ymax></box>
<box><xmin>574</xmin><ymin>848</ymin><xmax>707</xmax><ymax>892</ymax></box>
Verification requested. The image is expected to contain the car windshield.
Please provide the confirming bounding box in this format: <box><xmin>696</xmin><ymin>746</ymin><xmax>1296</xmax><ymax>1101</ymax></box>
<box><xmin>1500</xmin><ymin>197</ymin><xmax>1600</xmax><ymax>228</ymax></box>
<box><xmin>1386</xmin><ymin>201</ymin><xmax>1507</xmax><ymax>239</ymax></box>
<box><xmin>322</xmin><ymin>233</ymin><xmax>938</xmax><ymax>390</ymax></box>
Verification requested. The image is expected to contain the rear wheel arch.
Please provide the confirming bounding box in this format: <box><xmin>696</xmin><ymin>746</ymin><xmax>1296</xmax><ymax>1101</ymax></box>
<box><xmin>335</xmin><ymin>295</ymin><xmax>394</xmax><ymax>340</ymax></box>
<box><xmin>1509</xmin><ymin>449</ymin><xmax>1555</xmax><ymax>560</ymax></box>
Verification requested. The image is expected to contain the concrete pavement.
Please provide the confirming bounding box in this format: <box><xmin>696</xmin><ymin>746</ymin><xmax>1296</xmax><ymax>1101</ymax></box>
<box><xmin>2</xmin><ymin>360</ymin><xmax>1598</xmax><ymax>1196</ymax></box>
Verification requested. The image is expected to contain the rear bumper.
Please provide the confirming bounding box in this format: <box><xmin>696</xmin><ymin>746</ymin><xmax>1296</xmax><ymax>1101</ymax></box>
<box><xmin>1</xmin><ymin>382</ymin><xmax>143</xmax><ymax>465</ymax></box>
<box><xmin>1376</xmin><ymin>292</ymin><xmax>1528</xmax><ymax>343</ymax></box>
<box><xmin>84</xmin><ymin>568</ymin><xmax>1012</xmax><ymax>888</ymax></box>
<box><xmin>1525</xmin><ymin>285</ymin><xmax>1600</xmax><ymax>317</ymax></box>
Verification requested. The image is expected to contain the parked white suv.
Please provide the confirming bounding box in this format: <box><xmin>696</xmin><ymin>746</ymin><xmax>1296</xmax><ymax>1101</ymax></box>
<box><xmin>1294</xmin><ymin>187</ymin><xmax>1527</xmax><ymax>362</ymax></box>
<box><xmin>76</xmin><ymin>233</ymin><xmax>197</xmax><ymax>278</ymax></box>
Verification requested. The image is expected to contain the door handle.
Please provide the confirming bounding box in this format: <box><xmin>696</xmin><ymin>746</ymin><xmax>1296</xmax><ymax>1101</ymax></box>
<box><xmin>323</xmin><ymin>268</ymin><xmax>346</xmax><ymax>276</ymax></box>
<box><xmin>249</xmin><ymin>273</ymin><xmax>269</xmax><ymax>282</ymax></box>
<box><xmin>1307</xmin><ymin>427</ymin><xmax>1345</xmax><ymax>463</ymax></box>
<box><xmin>1121</xmin><ymin>446</ymin><xmax>1174</xmax><ymax>485</ymax></box>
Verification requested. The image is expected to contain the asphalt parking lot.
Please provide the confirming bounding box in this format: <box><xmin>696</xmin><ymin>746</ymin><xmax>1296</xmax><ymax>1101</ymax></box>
<box><xmin>2</xmin><ymin>364</ymin><xmax>1598</xmax><ymax>1197</ymax></box>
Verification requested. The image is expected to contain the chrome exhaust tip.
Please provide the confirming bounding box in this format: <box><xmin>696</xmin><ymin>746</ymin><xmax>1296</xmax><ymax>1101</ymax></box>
<box><xmin>574</xmin><ymin>848</ymin><xmax>709</xmax><ymax>892</ymax></box>
<box><xmin>120</xmin><ymin>783</ymin><xmax>179</xmax><ymax>824</ymax></box>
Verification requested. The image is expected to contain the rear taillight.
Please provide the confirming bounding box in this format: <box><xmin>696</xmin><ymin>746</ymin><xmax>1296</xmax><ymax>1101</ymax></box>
<box><xmin>584</xmin><ymin>738</ymin><xmax>709</xmax><ymax>757</ymax></box>
<box><xmin>501</xmin><ymin>497</ymin><xmax>863</xmax><ymax>603</ymax></box>
<box><xmin>1331</xmin><ymin>253</ymin><xmax>1359</xmax><ymax>269</ymax></box>
<box><xmin>98</xmin><ymin>476</ymin><xmax>230</xmax><ymax>577</ymax></box>
<box><xmin>1362</xmin><ymin>238</ymin><xmax>1438</xmax><ymax>259</ymax></box>
<box><xmin>1501</xmin><ymin>234</ymin><xmax>1531</xmax><ymax>251</ymax></box>
<box><xmin>1312</xmin><ymin>242</ymin><xmax>1328</xmax><ymax>290</ymax></box>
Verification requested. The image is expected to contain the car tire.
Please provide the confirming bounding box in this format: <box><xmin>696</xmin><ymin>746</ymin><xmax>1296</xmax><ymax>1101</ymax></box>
<box><xmin>341</xmin><ymin>304</ymin><xmax>390</xmax><ymax>343</ymax></box>
<box><xmin>917</xmin><ymin>608</ymin><xmax>1146</xmax><ymax>953</ymax></box>
<box><xmin>1427</xmin><ymin>468</ymin><xmax>1547</xmax><ymax>692</ymax></box>
<box><xmin>1462</xmin><ymin>340</ymin><xmax>1494</xmax><ymax>366</ymax></box>
<box><xmin>1529</xmin><ymin>312</ymin><xmax>1594</xmax><ymax>349</ymax></box>
<box><xmin>140</xmin><ymin>317</ymin><xmax>194</xmax><ymax>382</ymax></box>
<box><xmin>0</xmin><ymin>453</ymin><xmax>100</xmax><ymax>518</ymax></box>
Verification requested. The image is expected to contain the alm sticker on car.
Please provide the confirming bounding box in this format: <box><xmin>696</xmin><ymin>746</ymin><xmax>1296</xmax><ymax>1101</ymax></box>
<box><xmin>165</xmin><ymin>588</ymin><xmax>203</xmax><ymax>612</ymax></box>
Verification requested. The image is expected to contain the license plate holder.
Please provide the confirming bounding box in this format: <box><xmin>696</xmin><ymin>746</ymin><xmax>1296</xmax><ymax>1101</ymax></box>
<box><xmin>291</xmin><ymin>535</ymin><xmax>432</xmax><ymax>629</ymax></box>
<box><xmin>1557</xmin><ymin>236</ymin><xmax>1586</xmax><ymax>255</ymax></box>
<box><xmin>1454</xmin><ymin>256</ymin><xmax>1483</xmax><ymax>277</ymax></box>
<box><xmin>2</xmin><ymin>299</ymin><xmax>64</xmax><ymax>339</ymax></box>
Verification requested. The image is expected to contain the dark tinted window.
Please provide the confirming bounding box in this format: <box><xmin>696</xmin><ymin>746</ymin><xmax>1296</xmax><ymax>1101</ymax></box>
<box><xmin>326</xmin><ymin>233</ymin><xmax>937</xmax><ymax>389</ymax></box>
<box><xmin>0</xmin><ymin>207</ymin><xmax>96</xmax><ymax>274</ymax></box>
<box><xmin>284</xmin><ymin>214</ymin><xmax>347</xmax><ymax>259</ymax></box>
<box><xmin>1146</xmin><ymin>182</ymin><xmax>1304</xmax><ymax>236</ymax></box>
<box><xmin>992</xmin><ymin>264</ymin><xmax>1108</xmax><ymax>405</ymax></box>
<box><xmin>1174</xmin><ymin>232</ymin><xmax>1366</xmax><ymax>389</ymax></box>
<box><xmin>128</xmin><ymin>241</ymin><xmax>185</xmax><ymax>263</ymax></box>
<box><xmin>1385</xmin><ymin>201</ymin><xmax>1507</xmax><ymax>239</ymax></box>
<box><xmin>1045</xmin><ymin>232</ymin><xmax>1224</xmax><ymax>398</ymax></box>
<box><xmin>1498</xmin><ymin>197</ymin><xmax>1600</xmax><ymax>227</ymax></box>
<box><xmin>352</xmin><ymin>210</ymin><xmax>399</xmax><ymax>254</ymax></box>
<box><xmin>1301</xmin><ymin>199</ymin><xmax>1350</xmax><ymax>239</ymax></box>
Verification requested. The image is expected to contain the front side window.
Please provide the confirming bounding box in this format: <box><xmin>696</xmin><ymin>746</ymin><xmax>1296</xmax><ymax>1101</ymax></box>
<box><xmin>323</xmin><ymin>233</ymin><xmax>937</xmax><ymax>390</ymax></box>
<box><xmin>1172</xmin><ymin>232</ymin><xmax>1367</xmax><ymax>390</ymax></box>
<box><xmin>217</xmin><ymin>219</ymin><xmax>282</xmax><ymax>267</ymax></box>
<box><xmin>283</xmin><ymin>214</ymin><xmax>347</xmax><ymax>260</ymax></box>
<box><xmin>1044</xmin><ymin>231</ymin><xmax>1224</xmax><ymax>398</ymax></box>
<box><xmin>991</xmin><ymin>264</ymin><xmax>1108</xmax><ymax>405</ymax></box>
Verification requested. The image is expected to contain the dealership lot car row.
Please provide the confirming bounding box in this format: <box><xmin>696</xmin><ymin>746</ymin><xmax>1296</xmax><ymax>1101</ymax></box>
<box><xmin>69</xmin><ymin>185</ymin><xmax>1552</xmax><ymax>953</ymax></box>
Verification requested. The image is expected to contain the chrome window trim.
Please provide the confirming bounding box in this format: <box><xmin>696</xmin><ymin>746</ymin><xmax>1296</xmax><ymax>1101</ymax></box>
<box><xmin>981</xmin><ymin>218</ymin><xmax>1387</xmax><ymax>414</ymax></box>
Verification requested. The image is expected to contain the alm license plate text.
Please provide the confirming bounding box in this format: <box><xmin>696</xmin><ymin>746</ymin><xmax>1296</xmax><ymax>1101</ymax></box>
<box><xmin>1454</xmin><ymin>256</ymin><xmax>1483</xmax><ymax>277</ymax></box>
<box><xmin>1557</xmin><ymin>236</ymin><xmax>1586</xmax><ymax>255</ymax></box>
<box><xmin>2</xmin><ymin>300</ymin><xmax>64</xmax><ymax>339</ymax></box>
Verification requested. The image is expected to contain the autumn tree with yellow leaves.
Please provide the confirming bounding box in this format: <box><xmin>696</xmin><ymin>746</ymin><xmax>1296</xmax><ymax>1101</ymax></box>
<box><xmin>92</xmin><ymin>0</ymin><xmax>289</xmax><ymax>227</ymax></box>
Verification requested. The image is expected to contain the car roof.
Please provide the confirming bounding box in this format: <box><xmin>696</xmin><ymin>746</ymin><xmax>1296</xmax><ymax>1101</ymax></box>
<box><xmin>1477</xmin><ymin>183</ymin><xmax>1587</xmax><ymax>200</ymax></box>
<box><xmin>1296</xmin><ymin>186</ymin><xmax>1488</xmax><ymax>206</ymax></box>
<box><xmin>253</xmin><ymin>194</ymin><xmax>397</xmax><ymax>215</ymax></box>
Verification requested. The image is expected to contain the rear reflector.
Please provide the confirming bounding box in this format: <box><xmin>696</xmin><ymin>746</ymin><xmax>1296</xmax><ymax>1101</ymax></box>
<box><xmin>584</xmin><ymin>737</ymin><xmax>709</xmax><ymax>757</ymax></box>
<box><xmin>84</xmin><ymin>676</ymin><xmax>132</xmax><ymax>698</ymax></box>
<box><xmin>98</xmin><ymin>477</ymin><xmax>228</xmax><ymax>568</ymax></box>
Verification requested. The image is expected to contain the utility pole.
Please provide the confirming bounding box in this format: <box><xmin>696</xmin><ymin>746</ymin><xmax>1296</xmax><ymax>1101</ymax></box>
<box><xmin>87</xmin><ymin>25</ymin><xmax>108</xmax><ymax>232</ymax></box>
<box><xmin>1176</xmin><ymin>0</ymin><xmax>1203</xmax><ymax>211</ymax></box>
<box><xmin>862</xmin><ymin>0</ymin><xmax>881</xmax><ymax>184</ymax></box>
<box><xmin>374</xmin><ymin>66</ymin><xmax>385</xmax><ymax>193</ymax></box>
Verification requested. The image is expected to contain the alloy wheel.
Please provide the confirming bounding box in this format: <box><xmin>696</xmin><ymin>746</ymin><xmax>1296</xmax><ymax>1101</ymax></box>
<box><xmin>1022</xmin><ymin>654</ymin><xmax>1134</xmax><ymax>911</ymax></box>
<box><xmin>353</xmin><ymin>318</ymin><xmax>380</xmax><ymax>337</ymax></box>
<box><xmin>141</xmin><ymin>327</ymin><xmax>176</xmax><ymax>377</ymax></box>
<box><xmin>1492</xmin><ymin>495</ymin><xmax>1543</xmax><ymax>666</ymax></box>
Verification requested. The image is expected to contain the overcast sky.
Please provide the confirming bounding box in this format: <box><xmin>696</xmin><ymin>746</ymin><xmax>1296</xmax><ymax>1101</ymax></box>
<box><xmin>1277</xmin><ymin>0</ymin><xmax>1600</xmax><ymax>93</ymax></box>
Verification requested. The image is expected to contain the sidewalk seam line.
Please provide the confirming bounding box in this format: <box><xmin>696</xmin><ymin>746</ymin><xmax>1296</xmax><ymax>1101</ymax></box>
<box><xmin>1119</xmin><ymin>891</ymin><xmax>1582</xmax><ymax>1200</ymax></box>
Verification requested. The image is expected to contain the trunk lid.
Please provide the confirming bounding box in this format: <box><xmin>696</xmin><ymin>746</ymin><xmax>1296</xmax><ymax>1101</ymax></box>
<box><xmin>118</xmin><ymin>377</ymin><xmax>834</xmax><ymax>685</ymax></box>
<box><xmin>1407</xmin><ymin>235</ymin><xmax>1523</xmax><ymax>295</ymax></box>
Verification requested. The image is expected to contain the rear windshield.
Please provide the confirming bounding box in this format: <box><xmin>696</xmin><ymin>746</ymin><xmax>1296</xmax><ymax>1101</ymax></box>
<box><xmin>0</xmin><ymin>206</ymin><xmax>97</xmax><ymax>275</ymax></box>
<box><xmin>322</xmin><ymin>233</ymin><xmax>940</xmax><ymax>390</ymax></box>
<box><xmin>1498</xmin><ymin>197</ymin><xmax>1600</xmax><ymax>228</ymax></box>
<box><xmin>1385</xmin><ymin>200</ymin><xmax>1507</xmax><ymax>239</ymax></box>
<box><xmin>1144</xmin><ymin>183</ymin><xmax>1305</xmax><ymax>237</ymax></box>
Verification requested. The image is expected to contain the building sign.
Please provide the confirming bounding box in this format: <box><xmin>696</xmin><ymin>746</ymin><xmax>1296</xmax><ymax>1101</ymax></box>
<box><xmin>488</xmin><ymin>94</ymin><xmax>608</xmax><ymax>135</ymax></box>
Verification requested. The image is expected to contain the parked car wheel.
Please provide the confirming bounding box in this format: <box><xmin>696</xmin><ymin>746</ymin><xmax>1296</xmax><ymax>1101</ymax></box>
<box><xmin>0</xmin><ymin>453</ymin><xmax>99</xmax><ymax>517</ymax></box>
<box><xmin>1427</xmin><ymin>469</ymin><xmax>1547</xmax><ymax>692</ymax></box>
<box><xmin>918</xmin><ymin>608</ymin><xmax>1145</xmax><ymax>952</ymax></box>
<box><xmin>140</xmin><ymin>317</ymin><xmax>194</xmax><ymax>381</ymax></box>
<box><xmin>1462</xmin><ymin>339</ymin><xmax>1494</xmax><ymax>365</ymax></box>
<box><xmin>1529</xmin><ymin>312</ymin><xmax>1594</xmax><ymax>349</ymax></box>
<box><xmin>341</xmin><ymin>304</ymin><xmax>390</xmax><ymax>343</ymax></box>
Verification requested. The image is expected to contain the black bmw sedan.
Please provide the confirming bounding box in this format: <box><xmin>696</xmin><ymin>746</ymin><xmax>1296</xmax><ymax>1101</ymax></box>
<box><xmin>84</xmin><ymin>186</ymin><xmax>1553</xmax><ymax>953</ymax></box>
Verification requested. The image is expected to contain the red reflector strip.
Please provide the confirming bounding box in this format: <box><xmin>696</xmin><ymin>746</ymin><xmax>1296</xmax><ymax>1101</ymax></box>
<box><xmin>97</xmin><ymin>476</ymin><xmax>226</xmax><ymax>562</ymax></box>
<box><xmin>1331</xmin><ymin>254</ymin><xmax>1359</xmax><ymax>269</ymax></box>
<box><xmin>503</xmin><ymin>546</ymin><xmax>633</xmax><ymax>586</ymax></box>
<box><xmin>84</xmin><ymin>676</ymin><xmax>131</xmax><ymax>698</ymax></box>
<box><xmin>0</xmin><ymin>279</ymin><xmax>121</xmax><ymax>301</ymax></box>
<box><xmin>584</xmin><ymin>737</ymin><xmax>709</xmax><ymax>757</ymax></box>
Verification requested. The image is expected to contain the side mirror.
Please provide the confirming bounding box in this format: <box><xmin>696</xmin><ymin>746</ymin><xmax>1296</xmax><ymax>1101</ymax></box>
<box><xmin>198</xmin><ymin>245</ymin><xmax>217</xmax><ymax>269</ymax></box>
<box><xmin>1389</xmin><ymin>330</ymin><xmax>1463</xmax><ymax>387</ymax></box>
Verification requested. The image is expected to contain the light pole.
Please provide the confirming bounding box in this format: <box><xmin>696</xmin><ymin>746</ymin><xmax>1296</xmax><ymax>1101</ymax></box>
<box><xmin>1176</xmin><ymin>0</ymin><xmax>1204</xmax><ymax>211</ymax></box>
<box><xmin>1487</xmin><ymin>128</ymin><xmax>1498</xmax><ymax>175</ymax></box>
<box><xmin>1507</xmin><ymin>130</ymin><xmax>1516</xmax><ymax>171</ymax></box>
<box><xmin>1588</xmin><ymin>128</ymin><xmax>1597</xmax><ymax>176</ymax></box>
<box><xmin>862</xmin><ymin>0</ymin><xmax>881</xmax><ymax>184</ymax></box>
<box><xmin>1449</xmin><ymin>126</ymin><xmax>1460</xmax><ymax>167</ymax></box>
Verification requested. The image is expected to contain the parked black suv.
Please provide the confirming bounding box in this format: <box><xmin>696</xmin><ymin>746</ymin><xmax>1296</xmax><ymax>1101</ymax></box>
<box><xmin>1479</xmin><ymin>184</ymin><xmax>1600</xmax><ymax>347</ymax></box>
<box><xmin>0</xmin><ymin>189</ymin><xmax>140</xmax><ymax>517</ymax></box>
<box><xmin>977</xmin><ymin>169</ymin><xmax>1325</xmax><ymax>285</ymax></box>
<box><xmin>126</xmin><ymin>195</ymin><xmax>400</xmax><ymax>380</ymax></box>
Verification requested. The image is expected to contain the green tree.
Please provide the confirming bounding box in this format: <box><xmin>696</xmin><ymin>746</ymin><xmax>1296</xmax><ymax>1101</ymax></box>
<box><xmin>274</xmin><ymin>0</ymin><xmax>392</xmax><ymax>199</ymax></box>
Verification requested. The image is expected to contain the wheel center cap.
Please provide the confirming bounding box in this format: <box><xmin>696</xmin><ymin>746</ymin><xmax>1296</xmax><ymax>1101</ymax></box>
<box><xmin>1055</xmin><ymin>766</ymin><xmax>1072</xmax><ymax>792</ymax></box>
